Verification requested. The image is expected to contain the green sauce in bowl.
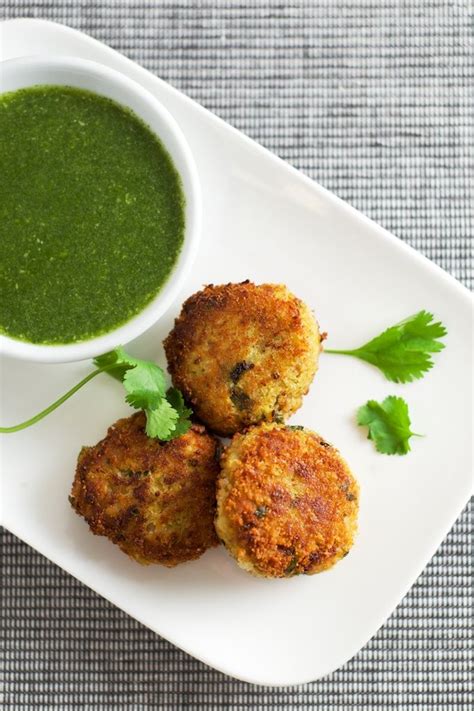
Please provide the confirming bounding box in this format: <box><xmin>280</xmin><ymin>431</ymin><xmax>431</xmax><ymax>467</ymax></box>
<box><xmin>0</xmin><ymin>85</ymin><xmax>185</xmax><ymax>345</ymax></box>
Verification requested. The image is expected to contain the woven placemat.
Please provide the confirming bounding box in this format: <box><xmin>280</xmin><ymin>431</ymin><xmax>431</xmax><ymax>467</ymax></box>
<box><xmin>1</xmin><ymin>2</ymin><xmax>472</xmax><ymax>708</ymax></box>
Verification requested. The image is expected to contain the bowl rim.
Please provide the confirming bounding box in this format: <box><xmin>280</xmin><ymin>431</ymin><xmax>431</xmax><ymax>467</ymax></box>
<box><xmin>0</xmin><ymin>54</ymin><xmax>201</xmax><ymax>363</ymax></box>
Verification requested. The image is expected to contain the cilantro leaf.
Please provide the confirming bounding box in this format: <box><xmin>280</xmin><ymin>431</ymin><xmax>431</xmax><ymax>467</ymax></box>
<box><xmin>95</xmin><ymin>346</ymin><xmax>159</xmax><ymax>371</ymax></box>
<box><xmin>169</xmin><ymin>419</ymin><xmax>193</xmax><ymax>439</ymax></box>
<box><xmin>145</xmin><ymin>399</ymin><xmax>179</xmax><ymax>439</ymax></box>
<box><xmin>166</xmin><ymin>387</ymin><xmax>192</xmax><ymax>417</ymax></box>
<box><xmin>325</xmin><ymin>311</ymin><xmax>447</xmax><ymax>383</ymax></box>
<box><xmin>162</xmin><ymin>387</ymin><xmax>193</xmax><ymax>439</ymax></box>
<box><xmin>96</xmin><ymin>347</ymin><xmax>167</xmax><ymax>409</ymax></box>
<box><xmin>93</xmin><ymin>347</ymin><xmax>130</xmax><ymax>382</ymax></box>
<box><xmin>125</xmin><ymin>390</ymin><xmax>162</xmax><ymax>410</ymax></box>
<box><xmin>94</xmin><ymin>348</ymin><xmax>192</xmax><ymax>441</ymax></box>
<box><xmin>123</xmin><ymin>362</ymin><xmax>166</xmax><ymax>410</ymax></box>
<box><xmin>357</xmin><ymin>396</ymin><xmax>420</xmax><ymax>455</ymax></box>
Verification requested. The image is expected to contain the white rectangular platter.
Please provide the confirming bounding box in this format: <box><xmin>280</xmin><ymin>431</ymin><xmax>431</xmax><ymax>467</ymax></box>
<box><xmin>1</xmin><ymin>18</ymin><xmax>472</xmax><ymax>687</ymax></box>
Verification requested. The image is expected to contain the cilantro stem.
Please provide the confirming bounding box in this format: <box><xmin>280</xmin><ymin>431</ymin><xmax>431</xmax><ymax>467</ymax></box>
<box><xmin>0</xmin><ymin>366</ymin><xmax>107</xmax><ymax>433</ymax></box>
<box><xmin>324</xmin><ymin>312</ymin><xmax>447</xmax><ymax>384</ymax></box>
<box><xmin>324</xmin><ymin>349</ymin><xmax>357</xmax><ymax>355</ymax></box>
<box><xmin>1</xmin><ymin>348</ymin><xmax>192</xmax><ymax>441</ymax></box>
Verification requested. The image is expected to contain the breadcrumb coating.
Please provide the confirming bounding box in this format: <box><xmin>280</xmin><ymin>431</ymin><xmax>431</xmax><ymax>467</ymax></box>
<box><xmin>164</xmin><ymin>281</ymin><xmax>321</xmax><ymax>435</ymax></box>
<box><xmin>70</xmin><ymin>412</ymin><xmax>220</xmax><ymax>566</ymax></box>
<box><xmin>215</xmin><ymin>423</ymin><xmax>359</xmax><ymax>578</ymax></box>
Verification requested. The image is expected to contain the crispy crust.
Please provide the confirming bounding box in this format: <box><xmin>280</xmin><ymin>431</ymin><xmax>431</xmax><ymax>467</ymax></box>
<box><xmin>215</xmin><ymin>423</ymin><xmax>359</xmax><ymax>578</ymax></box>
<box><xmin>163</xmin><ymin>282</ymin><xmax>321</xmax><ymax>435</ymax></box>
<box><xmin>70</xmin><ymin>413</ymin><xmax>220</xmax><ymax>566</ymax></box>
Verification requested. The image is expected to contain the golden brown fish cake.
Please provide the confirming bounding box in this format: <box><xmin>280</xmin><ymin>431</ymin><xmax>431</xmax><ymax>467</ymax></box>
<box><xmin>164</xmin><ymin>281</ymin><xmax>321</xmax><ymax>436</ymax></box>
<box><xmin>70</xmin><ymin>412</ymin><xmax>220</xmax><ymax>566</ymax></box>
<box><xmin>215</xmin><ymin>423</ymin><xmax>359</xmax><ymax>578</ymax></box>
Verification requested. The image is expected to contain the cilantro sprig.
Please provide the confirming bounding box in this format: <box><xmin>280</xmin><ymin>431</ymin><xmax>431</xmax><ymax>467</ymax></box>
<box><xmin>326</xmin><ymin>311</ymin><xmax>447</xmax><ymax>383</ymax></box>
<box><xmin>357</xmin><ymin>396</ymin><xmax>421</xmax><ymax>455</ymax></box>
<box><xmin>0</xmin><ymin>346</ymin><xmax>192</xmax><ymax>441</ymax></box>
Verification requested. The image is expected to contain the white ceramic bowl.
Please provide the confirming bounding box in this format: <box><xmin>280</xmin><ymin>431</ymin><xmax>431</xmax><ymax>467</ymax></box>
<box><xmin>0</xmin><ymin>55</ymin><xmax>201</xmax><ymax>363</ymax></box>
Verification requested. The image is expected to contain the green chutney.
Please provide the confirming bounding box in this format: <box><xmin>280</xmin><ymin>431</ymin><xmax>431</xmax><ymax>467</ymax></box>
<box><xmin>0</xmin><ymin>85</ymin><xmax>185</xmax><ymax>344</ymax></box>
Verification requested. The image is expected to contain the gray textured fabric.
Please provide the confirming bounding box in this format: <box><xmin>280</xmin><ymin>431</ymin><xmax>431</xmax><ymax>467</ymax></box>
<box><xmin>0</xmin><ymin>1</ymin><xmax>472</xmax><ymax>708</ymax></box>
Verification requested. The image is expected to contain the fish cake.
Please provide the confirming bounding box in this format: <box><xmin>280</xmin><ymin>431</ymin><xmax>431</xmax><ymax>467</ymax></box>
<box><xmin>70</xmin><ymin>412</ymin><xmax>220</xmax><ymax>566</ymax></box>
<box><xmin>215</xmin><ymin>423</ymin><xmax>359</xmax><ymax>578</ymax></box>
<box><xmin>164</xmin><ymin>282</ymin><xmax>321</xmax><ymax>435</ymax></box>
